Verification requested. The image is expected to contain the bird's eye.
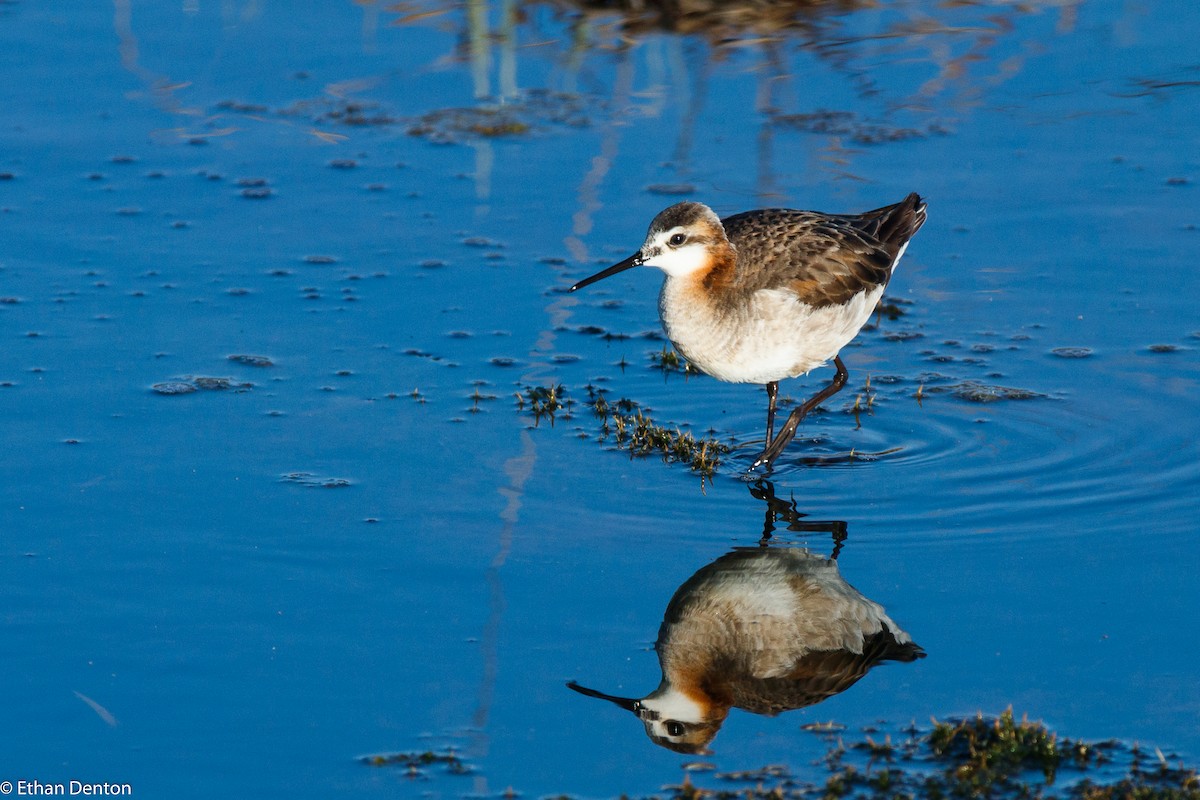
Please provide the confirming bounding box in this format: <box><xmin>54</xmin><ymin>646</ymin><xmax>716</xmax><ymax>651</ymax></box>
<box><xmin>666</xmin><ymin>721</ymin><xmax>685</xmax><ymax>737</ymax></box>
<box><xmin>668</xmin><ymin>233</ymin><xmax>687</xmax><ymax>247</ymax></box>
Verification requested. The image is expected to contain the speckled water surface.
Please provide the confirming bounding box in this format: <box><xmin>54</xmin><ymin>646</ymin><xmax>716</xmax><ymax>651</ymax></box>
<box><xmin>2</xmin><ymin>1</ymin><xmax>1198</xmax><ymax>797</ymax></box>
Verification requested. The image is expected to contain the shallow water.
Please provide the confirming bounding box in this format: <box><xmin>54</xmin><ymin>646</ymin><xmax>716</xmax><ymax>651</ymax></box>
<box><xmin>2</xmin><ymin>1</ymin><xmax>1199</xmax><ymax>797</ymax></box>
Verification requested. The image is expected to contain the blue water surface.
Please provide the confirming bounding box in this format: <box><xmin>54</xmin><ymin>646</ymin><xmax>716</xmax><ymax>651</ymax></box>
<box><xmin>1</xmin><ymin>1</ymin><xmax>1198</xmax><ymax>798</ymax></box>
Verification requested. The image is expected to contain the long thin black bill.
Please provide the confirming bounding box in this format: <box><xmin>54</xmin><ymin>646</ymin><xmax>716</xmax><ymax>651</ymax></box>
<box><xmin>568</xmin><ymin>251</ymin><xmax>643</xmax><ymax>292</ymax></box>
<box><xmin>565</xmin><ymin>681</ymin><xmax>640</xmax><ymax>713</ymax></box>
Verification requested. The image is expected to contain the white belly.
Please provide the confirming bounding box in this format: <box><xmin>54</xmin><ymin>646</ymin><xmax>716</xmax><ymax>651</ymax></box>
<box><xmin>659</xmin><ymin>282</ymin><xmax>883</xmax><ymax>384</ymax></box>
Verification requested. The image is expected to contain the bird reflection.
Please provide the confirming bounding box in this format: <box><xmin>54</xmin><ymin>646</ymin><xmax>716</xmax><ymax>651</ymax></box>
<box><xmin>568</xmin><ymin>482</ymin><xmax>924</xmax><ymax>754</ymax></box>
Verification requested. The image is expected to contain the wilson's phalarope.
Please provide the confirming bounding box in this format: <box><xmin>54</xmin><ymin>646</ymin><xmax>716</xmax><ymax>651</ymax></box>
<box><xmin>568</xmin><ymin>546</ymin><xmax>925</xmax><ymax>754</ymax></box>
<box><xmin>570</xmin><ymin>193</ymin><xmax>927</xmax><ymax>470</ymax></box>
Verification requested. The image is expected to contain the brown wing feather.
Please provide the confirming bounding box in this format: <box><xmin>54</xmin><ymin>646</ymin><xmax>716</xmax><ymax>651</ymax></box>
<box><xmin>726</xmin><ymin>626</ymin><xmax>926</xmax><ymax>716</ymax></box>
<box><xmin>721</xmin><ymin>194</ymin><xmax>926</xmax><ymax>308</ymax></box>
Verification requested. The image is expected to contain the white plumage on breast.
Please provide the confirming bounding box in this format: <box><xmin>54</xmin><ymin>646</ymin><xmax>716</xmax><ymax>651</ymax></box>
<box><xmin>659</xmin><ymin>279</ymin><xmax>885</xmax><ymax>384</ymax></box>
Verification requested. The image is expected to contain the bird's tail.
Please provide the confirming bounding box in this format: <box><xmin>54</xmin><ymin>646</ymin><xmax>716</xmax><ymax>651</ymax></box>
<box><xmin>857</xmin><ymin>192</ymin><xmax>927</xmax><ymax>252</ymax></box>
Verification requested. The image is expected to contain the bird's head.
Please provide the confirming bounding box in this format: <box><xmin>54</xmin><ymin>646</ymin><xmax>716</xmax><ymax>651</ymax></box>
<box><xmin>569</xmin><ymin>202</ymin><xmax>729</xmax><ymax>291</ymax></box>
<box><xmin>566</xmin><ymin>679</ymin><xmax>727</xmax><ymax>754</ymax></box>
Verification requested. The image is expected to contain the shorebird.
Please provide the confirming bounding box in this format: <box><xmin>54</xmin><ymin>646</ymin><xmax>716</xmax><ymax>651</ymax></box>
<box><xmin>568</xmin><ymin>546</ymin><xmax>925</xmax><ymax>754</ymax></box>
<box><xmin>569</xmin><ymin>193</ymin><xmax>927</xmax><ymax>469</ymax></box>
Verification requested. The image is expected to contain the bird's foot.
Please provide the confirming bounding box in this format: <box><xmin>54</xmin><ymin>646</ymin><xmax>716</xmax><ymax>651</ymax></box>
<box><xmin>748</xmin><ymin>440</ymin><xmax>786</xmax><ymax>474</ymax></box>
<box><xmin>748</xmin><ymin>418</ymin><xmax>808</xmax><ymax>472</ymax></box>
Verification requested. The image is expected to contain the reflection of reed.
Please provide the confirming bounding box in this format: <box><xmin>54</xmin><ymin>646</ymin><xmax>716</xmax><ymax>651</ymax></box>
<box><xmin>112</xmin><ymin>0</ymin><xmax>199</xmax><ymax>116</ymax></box>
<box><xmin>468</xmin><ymin>0</ymin><xmax>491</xmax><ymax>100</ymax></box>
<box><xmin>462</xmin><ymin>0</ymin><xmax>524</xmax><ymax>204</ymax></box>
<box><xmin>560</xmin><ymin>0</ymin><xmax>855</xmax><ymax>39</ymax></box>
<box><xmin>401</xmin><ymin>0</ymin><xmax>1076</xmax><ymax>189</ymax></box>
<box><xmin>499</xmin><ymin>0</ymin><xmax>519</xmax><ymax>100</ymax></box>
<box><xmin>360</xmin><ymin>0</ymin><xmax>379</xmax><ymax>53</ymax></box>
<box><xmin>564</xmin><ymin>46</ymin><xmax>635</xmax><ymax>263</ymax></box>
<box><xmin>670</xmin><ymin>39</ymin><xmax>709</xmax><ymax>178</ymax></box>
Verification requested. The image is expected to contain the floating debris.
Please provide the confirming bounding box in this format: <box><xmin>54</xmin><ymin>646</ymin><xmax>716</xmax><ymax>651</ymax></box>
<box><xmin>872</xmin><ymin>297</ymin><xmax>910</xmax><ymax>321</ymax></box>
<box><xmin>319</xmin><ymin>102</ymin><xmax>398</xmax><ymax>127</ymax></box>
<box><xmin>151</xmin><ymin>381</ymin><xmax>197</xmax><ymax>395</ymax></box>
<box><xmin>404</xmin><ymin>90</ymin><xmax>592</xmax><ymax>143</ymax></box>
<box><xmin>928</xmin><ymin>381</ymin><xmax>1044</xmax><ymax>403</ymax></box>
<box><xmin>152</xmin><ymin>376</ymin><xmax>253</xmax><ymax>394</ymax></box>
<box><xmin>646</xmin><ymin>183</ymin><xmax>695</xmax><ymax>195</ymax></box>
<box><xmin>236</xmin><ymin>177</ymin><xmax>273</xmax><ymax>199</ymax></box>
<box><xmin>771</xmin><ymin>109</ymin><xmax>945</xmax><ymax>145</ymax></box>
<box><xmin>216</xmin><ymin>100</ymin><xmax>268</xmax><ymax>114</ymax></box>
<box><xmin>280</xmin><ymin>472</ymin><xmax>352</xmax><ymax>489</ymax></box>
<box><xmin>882</xmin><ymin>330</ymin><xmax>924</xmax><ymax>342</ymax></box>
<box><xmin>1051</xmin><ymin>346</ymin><xmax>1094</xmax><ymax>358</ymax></box>
<box><xmin>227</xmin><ymin>355</ymin><xmax>273</xmax><ymax>368</ymax></box>
<box><xmin>192</xmin><ymin>376</ymin><xmax>251</xmax><ymax>391</ymax></box>
<box><xmin>360</xmin><ymin>748</ymin><xmax>472</xmax><ymax>777</ymax></box>
<box><xmin>716</xmin><ymin>765</ymin><xmax>790</xmax><ymax>782</ymax></box>
<box><xmin>462</xmin><ymin>236</ymin><xmax>503</xmax><ymax>249</ymax></box>
<box><xmin>409</xmin><ymin>107</ymin><xmax>530</xmax><ymax>141</ymax></box>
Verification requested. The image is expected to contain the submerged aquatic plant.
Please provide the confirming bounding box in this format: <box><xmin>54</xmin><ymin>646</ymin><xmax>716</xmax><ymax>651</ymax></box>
<box><xmin>518</xmin><ymin>383</ymin><xmax>731</xmax><ymax>478</ymax></box>
<box><xmin>360</xmin><ymin>748</ymin><xmax>472</xmax><ymax>779</ymax></box>
<box><xmin>587</xmin><ymin>385</ymin><xmax>730</xmax><ymax>478</ymax></box>
<box><xmin>518</xmin><ymin>383</ymin><xmax>568</xmax><ymax>426</ymax></box>
<box><xmin>650</xmin><ymin>345</ymin><xmax>700</xmax><ymax>376</ymax></box>
<box><xmin>643</xmin><ymin>710</ymin><xmax>1197</xmax><ymax>800</ymax></box>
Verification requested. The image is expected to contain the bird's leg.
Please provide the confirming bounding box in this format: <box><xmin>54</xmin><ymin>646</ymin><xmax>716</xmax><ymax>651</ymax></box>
<box><xmin>764</xmin><ymin>381</ymin><xmax>779</xmax><ymax>446</ymax></box>
<box><xmin>751</xmin><ymin>356</ymin><xmax>850</xmax><ymax>471</ymax></box>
